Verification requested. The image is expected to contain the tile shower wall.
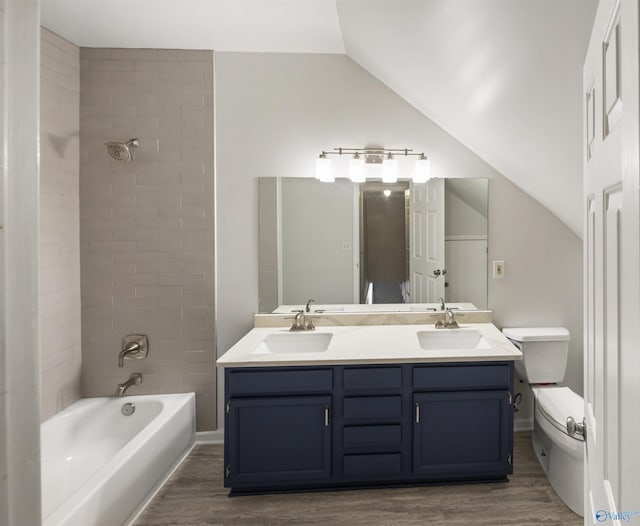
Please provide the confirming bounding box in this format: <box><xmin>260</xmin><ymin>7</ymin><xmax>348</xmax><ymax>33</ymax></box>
<box><xmin>79</xmin><ymin>48</ymin><xmax>215</xmax><ymax>430</ymax></box>
<box><xmin>40</xmin><ymin>28</ymin><xmax>82</xmax><ymax>421</ymax></box>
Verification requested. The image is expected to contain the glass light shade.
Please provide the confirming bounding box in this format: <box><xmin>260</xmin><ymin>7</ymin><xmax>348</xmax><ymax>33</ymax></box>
<box><xmin>382</xmin><ymin>156</ymin><xmax>398</xmax><ymax>183</ymax></box>
<box><xmin>349</xmin><ymin>156</ymin><xmax>365</xmax><ymax>182</ymax></box>
<box><xmin>413</xmin><ymin>157</ymin><xmax>431</xmax><ymax>183</ymax></box>
<box><xmin>315</xmin><ymin>156</ymin><xmax>334</xmax><ymax>182</ymax></box>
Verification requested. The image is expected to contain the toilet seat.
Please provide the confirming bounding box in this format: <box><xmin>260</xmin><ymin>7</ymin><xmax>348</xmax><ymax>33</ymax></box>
<box><xmin>532</xmin><ymin>386</ymin><xmax>584</xmax><ymax>441</ymax></box>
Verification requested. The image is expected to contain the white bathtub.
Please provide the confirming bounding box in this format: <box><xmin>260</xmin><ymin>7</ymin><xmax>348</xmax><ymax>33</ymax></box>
<box><xmin>41</xmin><ymin>393</ymin><xmax>196</xmax><ymax>526</ymax></box>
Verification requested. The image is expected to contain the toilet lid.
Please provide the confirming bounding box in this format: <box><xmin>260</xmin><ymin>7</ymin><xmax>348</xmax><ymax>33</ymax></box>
<box><xmin>502</xmin><ymin>327</ymin><xmax>570</xmax><ymax>342</ymax></box>
<box><xmin>532</xmin><ymin>386</ymin><xmax>584</xmax><ymax>440</ymax></box>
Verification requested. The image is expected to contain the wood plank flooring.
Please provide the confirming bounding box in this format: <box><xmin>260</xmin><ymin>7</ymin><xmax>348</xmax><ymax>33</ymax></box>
<box><xmin>134</xmin><ymin>432</ymin><xmax>582</xmax><ymax>526</ymax></box>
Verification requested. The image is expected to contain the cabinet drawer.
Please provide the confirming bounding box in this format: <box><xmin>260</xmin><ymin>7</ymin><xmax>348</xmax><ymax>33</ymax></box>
<box><xmin>343</xmin><ymin>396</ymin><xmax>402</xmax><ymax>421</ymax></box>
<box><xmin>227</xmin><ymin>368</ymin><xmax>332</xmax><ymax>396</ymax></box>
<box><xmin>343</xmin><ymin>453</ymin><xmax>402</xmax><ymax>478</ymax></box>
<box><xmin>343</xmin><ymin>367</ymin><xmax>402</xmax><ymax>391</ymax></box>
<box><xmin>343</xmin><ymin>425</ymin><xmax>402</xmax><ymax>449</ymax></box>
<box><xmin>413</xmin><ymin>364</ymin><xmax>511</xmax><ymax>391</ymax></box>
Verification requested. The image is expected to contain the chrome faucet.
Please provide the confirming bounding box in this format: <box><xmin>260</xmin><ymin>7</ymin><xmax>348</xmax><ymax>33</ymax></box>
<box><xmin>435</xmin><ymin>308</ymin><xmax>460</xmax><ymax>329</ymax></box>
<box><xmin>118</xmin><ymin>341</ymin><xmax>141</xmax><ymax>367</ymax></box>
<box><xmin>115</xmin><ymin>373</ymin><xmax>142</xmax><ymax>397</ymax></box>
<box><xmin>305</xmin><ymin>299</ymin><xmax>315</xmax><ymax>312</ymax></box>
<box><xmin>439</xmin><ymin>297</ymin><xmax>445</xmax><ymax>311</ymax></box>
<box><xmin>289</xmin><ymin>311</ymin><xmax>315</xmax><ymax>331</ymax></box>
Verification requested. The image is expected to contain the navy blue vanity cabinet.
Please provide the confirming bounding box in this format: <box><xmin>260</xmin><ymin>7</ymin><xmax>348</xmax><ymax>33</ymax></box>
<box><xmin>227</xmin><ymin>395</ymin><xmax>332</xmax><ymax>486</ymax></box>
<box><xmin>340</xmin><ymin>366</ymin><xmax>408</xmax><ymax>481</ymax></box>
<box><xmin>413</xmin><ymin>390</ymin><xmax>511</xmax><ymax>477</ymax></box>
<box><xmin>223</xmin><ymin>361</ymin><xmax>514</xmax><ymax>494</ymax></box>
<box><xmin>412</xmin><ymin>363</ymin><xmax>514</xmax><ymax>479</ymax></box>
<box><xmin>224</xmin><ymin>367</ymin><xmax>334</xmax><ymax>492</ymax></box>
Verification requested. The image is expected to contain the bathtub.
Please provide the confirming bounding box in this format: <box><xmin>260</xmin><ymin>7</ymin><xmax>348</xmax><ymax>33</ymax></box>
<box><xmin>41</xmin><ymin>393</ymin><xmax>196</xmax><ymax>526</ymax></box>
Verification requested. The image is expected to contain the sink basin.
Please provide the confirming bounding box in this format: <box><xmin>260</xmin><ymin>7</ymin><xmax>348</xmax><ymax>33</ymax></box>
<box><xmin>252</xmin><ymin>332</ymin><xmax>333</xmax><ymax>354</ymax></box>
<box><xmin>416</xmin><ymin>329</ymin><xmax>490</xmax><ymax>351</ymax></box>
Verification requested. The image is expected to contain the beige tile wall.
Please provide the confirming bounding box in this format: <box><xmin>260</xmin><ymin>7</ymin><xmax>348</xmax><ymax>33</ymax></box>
<box><xmin>79</xmin><ymin>48</ymin><xmax>215</xmax><ymax>430</ymax></box>
<box><xmin>40</xmin><ymin>28</ymin><xmax>82</xmax><ymax>421</ymax></box>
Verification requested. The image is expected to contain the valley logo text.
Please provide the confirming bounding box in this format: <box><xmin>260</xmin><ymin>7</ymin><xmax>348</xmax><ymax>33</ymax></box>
<box><xmin>595</xmin><ymin>509</ymin><xmax>640</xmax><ymax>523</ymax></box>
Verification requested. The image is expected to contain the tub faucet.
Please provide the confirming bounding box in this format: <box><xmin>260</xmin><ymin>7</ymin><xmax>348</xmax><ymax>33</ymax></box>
<box><xmin>118</xmin><ymin>341</ymin><xmax>141</xmax><ymax>367</ymax></box>
<box><xmin>115</xmin><ymin>373</ymin><xmax>142</xmax><ymax>397</ymax></box>
<box><xmin>118</xmin><ymin>334</ymin><xmax>149</xmax><ymax>367</ymax></box>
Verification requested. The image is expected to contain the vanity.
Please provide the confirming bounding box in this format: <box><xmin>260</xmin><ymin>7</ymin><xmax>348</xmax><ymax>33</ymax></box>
<box><xmin>217</xmin><ymin>316</ymin><xmax>522</xmax><ymax>495</ymax></box>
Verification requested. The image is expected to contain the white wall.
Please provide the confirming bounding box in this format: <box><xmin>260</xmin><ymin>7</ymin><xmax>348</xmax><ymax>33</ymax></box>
<box><xmin>1</xmin><ymin>0</ymin><xmax>42</xmax><ymax>524</ymax></box>
<box><xmin>0</xmin><ymin>3</ymin><xmax>6</xmax><ymax>521</ymax></box>
<box><xmin>215</xmin><ymin>52</ymin><xmax>583</xmax><ymax>429</ymax></box>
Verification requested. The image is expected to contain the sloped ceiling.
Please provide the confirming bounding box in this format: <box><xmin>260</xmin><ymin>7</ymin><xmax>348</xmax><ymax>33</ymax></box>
<box><xmin>337</xmin><ymin>0</ymin><xmax>597</xmax><ymax>237</ymax></box>
<box><xmin>41</xmin><ymin>0</ymin><xmax>596</xmax><ymax>236</ymax></box>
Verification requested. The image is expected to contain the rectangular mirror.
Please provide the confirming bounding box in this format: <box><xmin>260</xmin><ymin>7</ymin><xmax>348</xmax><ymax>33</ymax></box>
<box><xmin>258</xmin><ymin>177</ymin><xmax>488</xmax><ymax>313</ymax></box>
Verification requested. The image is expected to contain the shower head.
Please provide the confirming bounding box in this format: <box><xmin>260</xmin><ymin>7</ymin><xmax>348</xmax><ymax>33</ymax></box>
<box><xmin>105</xmin><ymin>138</ymin><xmax>139</xmax><ymax>162</ymax></box>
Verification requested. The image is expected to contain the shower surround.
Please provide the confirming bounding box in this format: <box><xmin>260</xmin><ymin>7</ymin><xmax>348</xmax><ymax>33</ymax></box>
<box><xmin>79</xmin><ymin>48</ymin><xmax>215</xmax><ymax>430</ymax></box>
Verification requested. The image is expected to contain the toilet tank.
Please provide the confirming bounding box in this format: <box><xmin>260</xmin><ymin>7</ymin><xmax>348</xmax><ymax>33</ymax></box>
<box><xmin>502</xmin><ymin>327</ymin><xmax>570</xmax><ymax>383</ymax></box>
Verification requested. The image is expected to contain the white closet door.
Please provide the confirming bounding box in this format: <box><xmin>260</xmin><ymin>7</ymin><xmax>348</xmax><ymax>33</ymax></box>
<box><xmin>583</xmin><ymin>0</ymin><xmax>640</xmax><ymax>522</ymax></box>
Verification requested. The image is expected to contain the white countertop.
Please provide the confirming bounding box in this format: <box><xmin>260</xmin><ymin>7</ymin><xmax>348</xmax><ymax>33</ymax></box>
<box><xmin>216</xmin><ymin>323</ymin><xmax>522</xmax><ymax>368</ymax></box>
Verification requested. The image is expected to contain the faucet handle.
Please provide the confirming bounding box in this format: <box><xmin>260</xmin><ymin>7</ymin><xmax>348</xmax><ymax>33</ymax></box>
<box><xmin>119</xmin><ymin>334</ymin><xmax>149</xmax><ymax>367</ymax></box>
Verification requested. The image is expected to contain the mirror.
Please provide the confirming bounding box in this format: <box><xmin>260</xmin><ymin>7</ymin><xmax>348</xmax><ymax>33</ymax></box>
<box><xmin>258</xmin><ymin>177</ymin><xmax>488</xmax><ymax>312</ymax></box>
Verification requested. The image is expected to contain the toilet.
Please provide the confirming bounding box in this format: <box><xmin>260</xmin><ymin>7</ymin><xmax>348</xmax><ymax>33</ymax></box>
<box><xmin>502</xmin><ymin>327</ymin><xmax>584</xmax><ymax>517</ymax></box>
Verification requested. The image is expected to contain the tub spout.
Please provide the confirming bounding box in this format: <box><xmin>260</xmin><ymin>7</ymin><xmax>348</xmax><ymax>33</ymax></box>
<box><xmin>115</xmin><ymin>373</ymin><xmax>142</xmax><ymax>397</ymax></box>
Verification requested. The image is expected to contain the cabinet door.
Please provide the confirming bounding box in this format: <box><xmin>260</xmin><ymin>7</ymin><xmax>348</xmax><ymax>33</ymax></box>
<box><xmin>227</xmin><ymin>395</ymin><xmax>331</xmax><ymax>486</ymax></box>
<box><xmin>413</xmin><ymin>390</ymin><xmax>511</xmax><ymax>477</ymax></box>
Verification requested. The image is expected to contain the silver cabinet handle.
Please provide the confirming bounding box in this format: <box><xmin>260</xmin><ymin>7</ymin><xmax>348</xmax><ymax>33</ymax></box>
<box><xmin>324</xmin><ymin>407</ymin><xmax>329</xmax><ymax>427</ymax></box>
<box><xmin>415</xmin><ymin>403</ymin><xmax>420</xmax><ymax>423</ymax></box>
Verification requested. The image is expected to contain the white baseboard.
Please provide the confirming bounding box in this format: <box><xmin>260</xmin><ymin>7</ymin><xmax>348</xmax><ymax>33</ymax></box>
<box><xmin>514</xmin><ymin>416</ymin><xmax>533</xmax><ymax>433</ymax></box>
<box><xmin>196</xmin><ymin>429</ymin><xmax>224</xmax><ymax>444</ymax></box>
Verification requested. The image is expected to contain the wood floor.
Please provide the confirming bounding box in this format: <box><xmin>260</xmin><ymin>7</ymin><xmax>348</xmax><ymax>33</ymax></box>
<box><xmin>134</xmin><ymin>432</ymin><xmax>582</xmax><ymax>526</ymax></box>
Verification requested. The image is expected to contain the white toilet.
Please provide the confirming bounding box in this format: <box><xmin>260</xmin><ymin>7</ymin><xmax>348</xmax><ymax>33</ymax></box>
<box><xmin>502</xmin><ymin>327</ymin><xmax>584</xmax><ymax>517</ymax></box>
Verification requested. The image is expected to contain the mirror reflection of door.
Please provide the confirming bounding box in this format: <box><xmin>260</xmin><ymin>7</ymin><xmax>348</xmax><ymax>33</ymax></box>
<box><xmin>409</xmin><ymin>179</ymin><xmax>445</xmax><ymax>303</ymax></box>
<box><xmin>360</xmin><ymin>182</ymin><xmax>409</xmax><ymax>303</ymax></box>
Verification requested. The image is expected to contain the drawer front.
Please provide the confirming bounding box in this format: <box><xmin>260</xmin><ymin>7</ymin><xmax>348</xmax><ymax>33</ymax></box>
<box><xmin>343</xmin><ymin>367</ymin><xmax>402</xmax><ymax>391</ymax></box>
<box><xmin>343</xmin><ymin>453</ymin><xmax>402</xmax><ymax>478</ymax></box>
<box><xmin>343</xmin><ymin>425</ymin><xmax>402</xmax><ymax>450</ymax></box>
<box><xmin>227</xmin><ymin>368</ymin><xmax>333</xmax><ymax>396</ymax></box>
<box><xmin>343</xmin><ymin>396</ymin><xmax>402</xmax><ymax>421</ymax></box>
<box><xmin>413</xmin><ymin>364</ymin><xmax>511</xmax><ymax>391</ymax></box>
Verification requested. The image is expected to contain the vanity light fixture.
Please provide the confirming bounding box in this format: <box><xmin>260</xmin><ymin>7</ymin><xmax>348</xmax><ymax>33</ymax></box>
<box><xmin>349</xmin><ymin>152</ymin><xmax>365</xmax><ymax>182</ymax></box>
<box><xmin>382</xmin><ymin>152</ymin><xmax>398</xmax><ymax>183</ymax></box>
<box><xmin>413</xmin><ymin>153</ymin><xmax>432</xmax><ymax>183</ymax></box>
<box><xmin>315</xmin><ymin>152</ymin><xmax>334</xmax><ymax>182</ymax></box>
<box><xmin>315</xmin><ymin>147</ymin><xmax>430</xmax><ymax>183</ymax></box>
